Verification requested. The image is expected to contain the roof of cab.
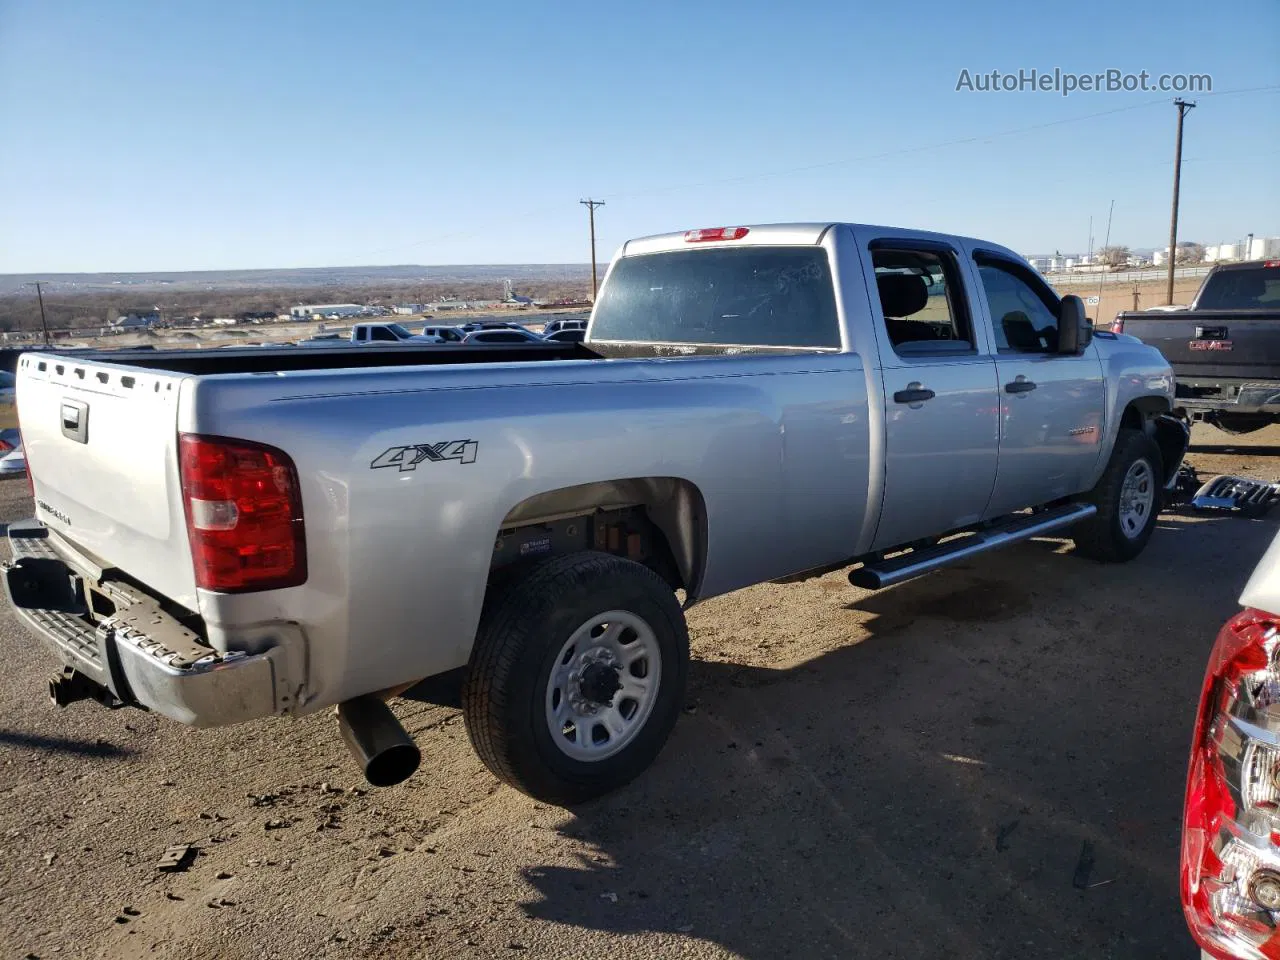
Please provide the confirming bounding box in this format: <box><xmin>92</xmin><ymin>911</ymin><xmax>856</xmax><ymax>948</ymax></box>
<box><xmin>619</xmin><ymin>222</ymin><xmax>1015</xmax><ymax>261</ymax></box>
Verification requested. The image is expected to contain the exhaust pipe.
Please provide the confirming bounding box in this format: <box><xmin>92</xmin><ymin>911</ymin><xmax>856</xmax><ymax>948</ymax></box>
<box><xmin>337</xmin><ymin>695</ymin><xmax>421</xmax><ymax>787</ymax></box>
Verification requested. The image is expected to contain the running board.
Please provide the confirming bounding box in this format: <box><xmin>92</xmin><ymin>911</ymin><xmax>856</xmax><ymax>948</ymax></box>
<box><xmin>848</xmin><ymin>503</ymin><xmax>1097</xmax><ymax>590</ymax></box>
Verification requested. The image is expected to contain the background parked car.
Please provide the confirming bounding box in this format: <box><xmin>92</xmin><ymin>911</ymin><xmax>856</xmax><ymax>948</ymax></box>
<box><xmin>461</xmin><ymin>328</ymin><xmax>547</xmax><ymax>344</ymax></box>
<box><xmin>421</xmin><ymin>325</ymin><xmax>465</xmax><ymax>343</ymax></box>
<box><xmin>543</xmin><ymin>318</ymin><xmax>588</xmax><ymax>335</ymax></box>
<box><xmin>542</xmin><ymin>328</ymin><xmax>586</xmax><ymax>343</ymax></box>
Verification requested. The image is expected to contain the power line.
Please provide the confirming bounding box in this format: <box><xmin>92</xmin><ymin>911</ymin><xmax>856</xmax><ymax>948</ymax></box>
<box><xmin>346</xmin><ymin>84</ymin><xmax>1279</xmax><ymax>261</ymax></box>
<box><xmin>602</xmin><ymin>85</ymin><xmax>1279</xmax><ymax>202</ymax></box>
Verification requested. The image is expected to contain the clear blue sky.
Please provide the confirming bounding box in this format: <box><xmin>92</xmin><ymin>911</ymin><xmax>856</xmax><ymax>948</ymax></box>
<box><xmin>1</xmin><ymin>0</ymin><xmax>1277</xmax><ymax>272</ymax></box>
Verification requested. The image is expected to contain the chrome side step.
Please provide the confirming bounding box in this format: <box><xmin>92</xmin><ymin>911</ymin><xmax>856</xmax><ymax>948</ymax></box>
<box><xmin>848</xmin><ymin>503</ymin><xmax>1097</xmax><ymax>590</ymax></box>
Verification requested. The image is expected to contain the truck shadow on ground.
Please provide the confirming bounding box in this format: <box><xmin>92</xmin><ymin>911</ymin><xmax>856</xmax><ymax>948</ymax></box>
<box><xmin>0</xmin><ymin>729</ymin><xmax>133</xmax><ymax>758</ymax></box>
<box><xmin>516</xmin><ymin>514</ymin><xmax>1269</xmax><ymax>960</ymax></box>
<box><xmin>1188</xmin><ymin>443</ymin><xmax>1280</xmax><ymax>457</ymax></box>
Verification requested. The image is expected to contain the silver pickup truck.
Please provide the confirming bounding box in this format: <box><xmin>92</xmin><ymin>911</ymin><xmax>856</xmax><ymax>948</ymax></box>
<box><xmin>4</xmin><ymin>222</ymin><xmax>1188</xmax><ymax>805</ymax></box>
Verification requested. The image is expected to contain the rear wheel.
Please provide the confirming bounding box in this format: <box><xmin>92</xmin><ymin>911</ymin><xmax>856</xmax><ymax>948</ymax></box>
<box><xmin>1071</xmin><ymin>427</ymin><xmax>1163</xmax><ymax>562</ymax></box>
<box><xmin>462</xmin><ymin>552</ymin><xmax>689</xmax><ymax>806</ymax></box>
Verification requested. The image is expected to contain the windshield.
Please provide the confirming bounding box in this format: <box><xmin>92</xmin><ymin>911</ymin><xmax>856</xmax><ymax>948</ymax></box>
<box><xmin>590</xmin><ymin>247</ymin><xmax>839</xmax><ymax>348</ymax></box>
<box><xmin>1197</xmin><ymin>265</ymin><xmax>1280</xmax><ymax>310</ymax></box>
<box><xmin>384</xmin><ymin>323</ymin><xmax>413</xmax><ymax>338</ymax></box>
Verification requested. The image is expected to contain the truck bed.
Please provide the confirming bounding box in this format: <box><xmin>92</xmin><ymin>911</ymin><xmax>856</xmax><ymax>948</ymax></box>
<box><xmin>63</xmin><ymin>341</ymin><xmax>599</xmax><ymax>375</ymax></box>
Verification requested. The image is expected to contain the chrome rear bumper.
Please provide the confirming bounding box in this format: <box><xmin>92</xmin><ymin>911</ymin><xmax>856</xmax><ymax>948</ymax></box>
<box><xmin>2</xmin><ymin>520</ymin><xmax>281</xmax><ymax>727</ymax></box>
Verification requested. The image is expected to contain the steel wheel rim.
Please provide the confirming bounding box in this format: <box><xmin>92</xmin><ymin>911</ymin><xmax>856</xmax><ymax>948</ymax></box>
<box><xmin>544</xmin><ymin>610</ymin><xmax>662</xmax><ymax>762</ymax></box>
<box><xmin>1119</xmin><ymin>458</ymin><xmax>1156</xmax><ymax>539</ymax></box>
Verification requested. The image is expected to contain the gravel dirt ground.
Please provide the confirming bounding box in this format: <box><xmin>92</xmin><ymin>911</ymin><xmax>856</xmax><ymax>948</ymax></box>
<box><xmin>3</xmin><ymin>424</ymin><xmax>1280</xmax><ymax>960</ymax></box>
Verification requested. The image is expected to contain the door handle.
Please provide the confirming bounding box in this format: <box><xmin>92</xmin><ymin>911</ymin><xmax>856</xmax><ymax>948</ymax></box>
<box><xmin>1004</xmin><ymin>379</ymin><xmax>1037</xmax><ymax>394</ymax></box>
<box><xmin>893</xmin><ymin>387</ymin><xmax>935</xmax><ymax>404</ymax></box>
<box><xmin>1196</xmin><ymin>325</ymin><xmax>1228</xmax><ymax>340</ymax></box>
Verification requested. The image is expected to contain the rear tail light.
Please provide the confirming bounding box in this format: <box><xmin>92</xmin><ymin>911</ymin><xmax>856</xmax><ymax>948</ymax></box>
<box><xmin>684</xmin><ymin>226</ymin><xmax>749</xmax><ymax>243</ymax></box>
<box><xmin>1182</xmin><ymin>608</ymin><xmax>1280</xmax><ymax>959</ymax></box>
<box><xmin>178</xmin><ymin>434</ymin><xmax>306</xmax><ymax>592</ymax></box>
<box><xmin>1111</xmin><ymin>316</ymin><xmax>1125</xmax><ymax>334</ymax></box>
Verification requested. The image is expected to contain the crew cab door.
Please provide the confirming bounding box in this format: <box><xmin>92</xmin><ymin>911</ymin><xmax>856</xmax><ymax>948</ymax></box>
<box><xmin>968</xmin><ymin>250</ymin><xmax>1106</xmax><ymax>515</ymax></box>
<box><xmin>853</xmin><ymin>231</ymin><xmax>1000</xmax><ymax>551</ymax></box>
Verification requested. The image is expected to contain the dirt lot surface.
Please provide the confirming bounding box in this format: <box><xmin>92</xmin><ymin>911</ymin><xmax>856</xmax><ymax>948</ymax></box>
<box><xmin>3</xmin><ymin>424</ymin><xmax>1280</xmax><ymax>959</ymax></box>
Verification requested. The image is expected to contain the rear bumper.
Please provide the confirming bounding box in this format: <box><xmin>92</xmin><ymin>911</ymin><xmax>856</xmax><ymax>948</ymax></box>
<box><xmin>2</xmin><ymin>520</ymin><xmax>281</xmax><ymax>727</ymax></box>
<box><xmin>1175</xmin><ymin>380</ymin><xmax>1280</xmax><ymax>416</ymax></box>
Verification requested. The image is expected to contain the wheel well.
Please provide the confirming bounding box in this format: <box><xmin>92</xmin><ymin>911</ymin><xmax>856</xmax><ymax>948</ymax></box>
<box><xmin>1119</xmin><ymin>397</ymin><xmax>1184</xmax><ymax>484</ymax></box>
<box><xmin>491</xmin><ymin>478</ymin><xmax>708</xmax><ymax>600</ymax></box>
<box><xmin>1120</xmin><ymin>395</ymin><xmax>1170</xmax><ymax>432</ymax></box>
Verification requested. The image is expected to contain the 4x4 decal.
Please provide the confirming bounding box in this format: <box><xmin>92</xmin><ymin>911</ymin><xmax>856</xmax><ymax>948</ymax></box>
<box><xmin>371</xmin><ymin>441</ymin><xmax>478</xmax><ymax>471</ymax></box>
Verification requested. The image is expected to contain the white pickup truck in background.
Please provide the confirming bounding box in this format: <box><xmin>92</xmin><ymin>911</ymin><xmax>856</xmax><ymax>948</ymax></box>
<box><xmin>3</xmin><ymin>221</ymin><xmax>1187</xmax><ymax>805</ymax></box>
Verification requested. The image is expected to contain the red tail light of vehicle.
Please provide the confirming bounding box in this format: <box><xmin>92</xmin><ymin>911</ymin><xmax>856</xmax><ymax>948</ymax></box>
<box><xmin>178</xmin><ymin>434</ymin><xmax>306</xmax><ymax>593</ymax></box>
<box><xmin>1182</xmin><ymin>608</ymin><xmax>1280</xmax><ymax>959</ymax></box>
<box><xmin>1111</xmin><ymin>316</ymin><xmax>1125</xmax><ymax>334</ymax></box>
<box><xmin>684</xmin><ymin>226</ymin><xmax>749</xmax><ymax>243</ymax></box>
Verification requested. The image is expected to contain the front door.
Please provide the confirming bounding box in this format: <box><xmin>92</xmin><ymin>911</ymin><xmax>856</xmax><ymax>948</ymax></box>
<box><xmin>972</xmin><ymin>256</ymin><xmax>1107</xmax><ymax>516</ymax></box>
<box><xmin>855</xmin><ymin>234</ymin><xmax>1001</xmax><ymax>552</ymax></box>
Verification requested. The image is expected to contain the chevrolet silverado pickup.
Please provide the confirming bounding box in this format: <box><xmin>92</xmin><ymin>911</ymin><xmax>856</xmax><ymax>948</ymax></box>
<box><xmin>1113</xmin><ymin>259</ymin><xmax>1280</xmax><ymax>434</ymax></box>
<box><xmin>4</xmin><ymin>222</ymin><xmax>1189</xmax><ymax>805</ymax></box>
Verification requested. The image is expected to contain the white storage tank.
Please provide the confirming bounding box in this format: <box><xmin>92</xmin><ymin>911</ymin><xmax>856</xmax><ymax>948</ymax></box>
<box><xmin>1248</xmin><ymin>237</ymin><xmax>1280</xmax><ymax>260</ymax></box>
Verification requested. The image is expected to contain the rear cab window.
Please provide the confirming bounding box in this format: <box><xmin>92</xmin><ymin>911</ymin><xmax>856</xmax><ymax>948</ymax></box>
<box><xmin>590</xmin><ymin>247</ymin><xmax>840</xmax><ymax>349</ymax></box>
<box><xmin>1196</xmin><ymin>264</ymin><xmax>1280</xmax><ymax>310</ymax></box>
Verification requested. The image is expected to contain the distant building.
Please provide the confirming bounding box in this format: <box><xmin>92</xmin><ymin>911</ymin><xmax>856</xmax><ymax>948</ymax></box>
<box><xmin>211</xmin><ymin>317</ymin><xmax>238</xmax><ymax>326</ymax></box>
<box><xmin>290</xmin><ymin>303</ymin><xmax>366</xmax><ymax>320</ymax></box>
<box><xmin>392</xmin><ymin>304</ymin><xmax>426</xmax><ymax>316</ymax></box>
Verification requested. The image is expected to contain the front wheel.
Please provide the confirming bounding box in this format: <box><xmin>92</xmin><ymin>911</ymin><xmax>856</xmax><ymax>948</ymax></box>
<box><xmin>1071</xmin><ymin>427</ymin><xmax>1164</xmax><ymax>562</ymax></box>
<box><xmin>462</xmin><ymin>552</ymin><xmax>689</xmax><ymax>806</ymax></box>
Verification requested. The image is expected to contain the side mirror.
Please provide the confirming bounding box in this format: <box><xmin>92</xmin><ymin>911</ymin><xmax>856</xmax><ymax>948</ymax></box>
<box><xmin>1058</xmin><ymin>295</ymin><xmax>1092</xmax><ymax>354</ymax></box>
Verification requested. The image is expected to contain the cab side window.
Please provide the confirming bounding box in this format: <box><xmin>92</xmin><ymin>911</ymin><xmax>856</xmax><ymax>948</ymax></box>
<box><xmin>871</xmin><ymin>248</ymin><xmax>973</xmax><ymax>356</ymax></box>
<box><xmin>977</xmin><ymin>262</ymin><xmax>1061</xmax><ymax>354</ymax></box>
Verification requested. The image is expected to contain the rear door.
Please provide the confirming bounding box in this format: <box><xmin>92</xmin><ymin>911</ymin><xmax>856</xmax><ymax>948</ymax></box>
<box><xmin>851</xmin><ymin>229</ymin><xmax>1000</xmax><ymax>551</ymax></box>
<box><xmin>16</xmin><ymin>354</ymin><xmax>198</xmax><ymax>609</ymax></box>
<box><xmin>969</xmin><ymin>251</ymin><xmax>1106</xmax><ymax>515</ymax></box>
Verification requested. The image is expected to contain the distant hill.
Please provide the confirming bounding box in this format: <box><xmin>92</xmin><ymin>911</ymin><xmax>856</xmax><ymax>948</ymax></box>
<box><xmin>0</xmin><ymin>264</ymin><xmax>593</xmax><ymax>297</ymax></box>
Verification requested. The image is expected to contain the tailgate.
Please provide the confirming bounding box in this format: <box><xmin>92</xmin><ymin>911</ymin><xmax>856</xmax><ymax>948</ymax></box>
<box><xmin>16</xmin><ymin>354</ymin><xmax>198</xmax><ymax>610</ymax></box>
<box><xmin>1125</xmin><ymin>312</ymin><xmax>1280</xmax><ymax>380</ymax></box>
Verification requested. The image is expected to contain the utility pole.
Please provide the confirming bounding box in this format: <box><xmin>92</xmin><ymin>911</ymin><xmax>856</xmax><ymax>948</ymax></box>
<box><xmin>26</xmin><ymin>282</ymin><xmax>51</xmax><ymax>346</ymax></box>
<box><xmin>1166</xmin><ymin>98</ymin><xmax>1196</xmax><ymax>305</ymax></box>
<box><xmin>580</xmin><ymin>199</ymin><xmax>605</xmax><ymax>301</ymax></box>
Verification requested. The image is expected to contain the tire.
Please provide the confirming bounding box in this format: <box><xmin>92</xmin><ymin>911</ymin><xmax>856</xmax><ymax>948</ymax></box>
<box><xmin>1209</xmin><ymin>413</ymin><xmax>1272</xmax><ymax>436</ymax></box>
<box><xmin>1071</xmin><ymin>427</ymin><xmax>1164</xmax><ymax>562</ymax></box>
<box><xmin>462</xmin><ymin>551</ymin><xmax>689</xmax><ymax>806</ymax></box>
